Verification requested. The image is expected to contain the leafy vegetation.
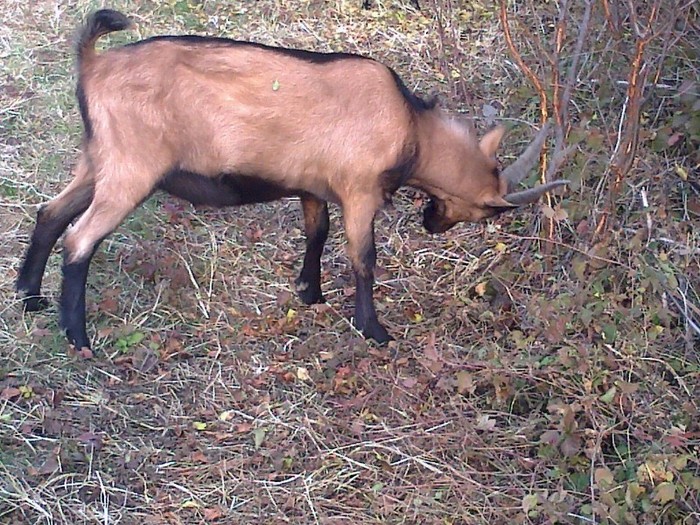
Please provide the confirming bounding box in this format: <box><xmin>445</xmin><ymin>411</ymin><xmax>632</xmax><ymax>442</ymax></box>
<box><xmin>1</xmin><ymin>0</ymin><xmax>698</xmax><ymax>523</ymax></box>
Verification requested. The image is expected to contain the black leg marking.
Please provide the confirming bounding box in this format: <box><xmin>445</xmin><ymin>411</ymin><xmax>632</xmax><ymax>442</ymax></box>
<box><xmin>296</xmin><ymin>196</ymin><xmax>330</xmax><ymax>305</ymax></box>
<box><xmin>17</xmin><ymin>186</ymin><xmax>93</xmax><ymax>311</ymax></box>
<box><xmin>17</xmin><ymin>209</ymin><xmax>65</xmax><ymax>310</ymax></box>
<box><xmin>60</xmin><ymin>243</ymin><xmax>100</xmax><ymax>351</ymax></box>
<box><xmin>352</xmin><ymin>233</ymin><xmax>392</xmax><ymax>344</ymax></box>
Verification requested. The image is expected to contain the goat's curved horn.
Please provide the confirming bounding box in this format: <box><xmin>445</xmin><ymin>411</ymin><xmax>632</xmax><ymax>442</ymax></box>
<box><xmin>500</xmin><ymin>123</ymin><xmax>551</xmax><ymax>192</ymax></box>
<box><xmin>503</xmin><ymin>180</ymin><xmax>570</xmax><ymax>206</ymax></box>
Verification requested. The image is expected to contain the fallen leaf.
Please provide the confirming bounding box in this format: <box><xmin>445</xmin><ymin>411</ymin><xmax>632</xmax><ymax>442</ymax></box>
<box><xmin>653</xmin><ymin>481</ymin><xmax>676</xmax><ymax>504</ymax></box>
<box><xmin>595</xmin><ymin>467</ymin><xmax>614</xmax><ymax>487</ymax></box>
<box><xmin>456</xmin><ymin>371</ymin><xmax>475</xmax><ymax>395</ymax></box>
<box><xmin>296</xmin><ymin>367</ymin><xmax>311</xmax><ymax>382</ymax></box>
<box><xmin>617</xmin><ymin>381</ymin><xmax>639</xmax><ymax>395</ymax></box>
<box><xmin>37</xmin><ymin>450</ymin><xmax>60</xmax><ymax>476</ymax></box>
<box><xmin>560</xmin><ymin>433</ymin><xmax>582</xmax><ymax>457</ymax></box>
<box><xmin>77</xmin><ymin>432</ymin><xmax>103</xmax><ymax>451</ymax></box>
<box><xmin>351</xmin><ymin>418</ymin><xmax>364</xmax><ymax>435</ymax></box>
<box><xmin>18</xmin><ymin>385</ymin><xmax>33</xmax><ymax>399</ymax></box>
<box><xmin>576</xmin><ymin>219</ymin><xmax>589</xmax><ymax>236</ymax></box>
<box><xmin>476</xmin><ymin>414</ymin><xmax>497</xmax><ymax>432</ymax></box>
<box><xmin>203</xmin><ymin>506</ymin><xmax>224</xmax><ymax>521</ymax></box>
<box><xmin>540</xmin><ymin>429</ymin><xmax>561</xmax><ymax>446</ymax></box>
<box><xmin>522</xmin><ymin>493</ymin><xmax>539</xmax><ymax>513</ymax></box>
<box><xmin>253</xmin><ymin>427</ymin><xmax>266</xmax><ymax>449</ymax></box>
<box><xmin>219</xmin><ymin>410</ymin><xmax>234</xmax><ymax>422</ymax></box>
<box><xmin>553</xmin><ymin>206</ymin><xmax>568</xmax><ymax>222</ymax></box>
<box><xmin>235</xmin><ymin>422</ymin><xmax>252</xmax><ymax>433</ymax></box>
<box><xmin>600</xmin><ymin>386</ymin><xmax>617</xmax><ymax>404</ymax></box>
<box><xmin>190</xmin><ymin>451</ymin><xmax>208</xmax><ymax>463</ymax></box>
<box><xmin>423</xmin><ymin>332</ymin><xmax>439</xmax><ymax>362</ymax></box>
<box><xmin>402</xmin><ymin>376</ymin><xmax>418</xmax><ymax>389</ymax></box>
<box><xmin>276</xmin><ymin>291</ymin><xmax>292</xmax><ymax>305</ymax></box>
<box><xmin>0</xmin><ymin>387</ymin><xmax>21</xmax><ymax>400</ymax></box>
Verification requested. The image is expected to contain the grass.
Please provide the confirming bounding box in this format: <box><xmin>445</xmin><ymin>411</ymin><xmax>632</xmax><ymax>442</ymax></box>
<box><xmin>1</xmin><ymin>0</ymin><xmax>699</xmax><ymax>524</ymax></box>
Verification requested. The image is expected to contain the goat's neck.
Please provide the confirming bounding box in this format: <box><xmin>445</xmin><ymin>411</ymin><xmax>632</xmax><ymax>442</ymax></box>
<box><xmin>406</xmin><ymin>112</ymin><xmax>456</xmax><ymax>199</ymax></box>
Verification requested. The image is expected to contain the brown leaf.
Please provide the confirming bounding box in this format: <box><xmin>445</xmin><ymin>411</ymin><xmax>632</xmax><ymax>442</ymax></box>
<box><xmin>456</xmin><ymin>371</ymin><xmax>475</xmax><ymax>395</ymax></box>
<box><xmin>203</xmin><ymin>506</ymin><xmax>224</xmax><ymax>521</ymax></box>
<box><xmin>401</xmin><ymin>377</ymin><xmax>418</xmax><ymax>389</ymax></box>
<box><xmin>544</xmin><ymin>315</ymin><xmax>567</xmax><ymax>343</ymax></box>
<box><xmin>587</xmin><ymin>242</ymin><xmax>609</xmax><ymax>269</ymax></box>
<box><xmin>235</xmin><ymin>422</ymin><xmax>253</xmax><ymax>433</ymax></box>
<box><xmin>0</xmin><ymin>387</ymin><xmax>21</xmax><ymax>400</ymax></box>
<box><xmin>77</xmin><ymin>432</ymin><xmax>103</xmax><ymax>451</ymax></box>
<box><xmin>560</xmin><ymin>433</ymin><xmax>582</xmax><ymax>457</ymax></box>
<box><xmin>98</xmin><ymin>297</ymin><xmax>120</xmax><ymax>314</ymax></box>
<box><xmin>276</xmin><ymin>291</ymin><xmax>292</xmax><ymax>305</ymax></box>
<box><xmin>553</xmin><ymin>206</ymin><xmax>568</xmax><ymax>222</ymax></box>
<box><xmin>132</xmin><ymin>347</ymin><xmax>159</xmax><ymax>374</ymax></box>
<box><xmin>653</xmin><ymin>482</ymin><xmax>676</xmax><ymax>504</ymax></box>
<box><xmin>476</xmin><ymin>414</ymin><xmax>497</xmax><ymax>432</ymax></box>
<box><xmin>190</xmin><ymin>451</ymin><xmax>208</xmax><ymax>464</ymax></box>
<box><xmin>576</xmin><ymin>219</ymin><xmax>589</xmax><ymax>236</ymax></box>
<box><xmin>31</xmin><ymin>327</ymin><xmax>53</xmax><ymax>339</ymax></box>
<box><xmin>540</xmin><ymin>429</ymin><xmax>561</xmax><ymax>446</ymax></box>
<box><xmin>594</xmin><ymin>467</ymin><xmax>614</xmax><ymax>487</ymax></box>
<box><xmin>37</xmin><ymin>449</ymin><xmax>60</xmax><ymax>476</ymax></box>
<box><xmin>423</xmin><ymin>332</ymin><xmax>439</xmax><ymax>362</ymax></box>
<box><xmin>351</xmin><ymin>418</ymin><xmax>364</xmax><ymax>436</ymax></box>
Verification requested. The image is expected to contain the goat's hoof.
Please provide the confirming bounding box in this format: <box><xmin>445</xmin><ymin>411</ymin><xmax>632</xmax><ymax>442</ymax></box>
<box><xmin>361</xmin><ymin>322</ymin><xmax>393</xmax><ymax>344</ymax></box>
<box><xmin>22</xmin><ymin>295</ymin><xmax>50</xmax><ymax>312</ymax></box>
<box><xmin>63</xmin><ymin>328</ymin><xmax>92</xmax><ymax>356</ymax></box>
<box><xmin>295</xmin><ymin>279</ymin><xmax>325</xmax><ymax>305</ymax></box>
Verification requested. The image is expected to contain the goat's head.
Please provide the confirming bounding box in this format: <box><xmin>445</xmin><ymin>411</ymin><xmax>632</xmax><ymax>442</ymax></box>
<box><xmin>418</xmin><ymin>122</ymin><xmax>569</xmax><ymax>233</ymax></box>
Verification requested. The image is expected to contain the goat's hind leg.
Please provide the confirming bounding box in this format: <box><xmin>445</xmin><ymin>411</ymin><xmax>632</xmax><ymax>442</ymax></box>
<box><xmin>60</xmin><ymin>167</ymin><xmax>155</xmax><ymax>351</ymax></box>
<box><xmin>17</xmin><ymin>157</ymin><xmax>93</xmax><ymax>311</ymax></box>
<box><xmin>295</xmin><ymin>195</ymin><xmax>330</xmax><ymax>305</ymax></box>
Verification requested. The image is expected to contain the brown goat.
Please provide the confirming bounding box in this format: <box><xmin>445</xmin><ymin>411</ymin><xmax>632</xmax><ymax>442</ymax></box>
<box><xmin>16</xmin><ymin>10</ymin><xmax>567</xmax><ymax>351</ymax></box>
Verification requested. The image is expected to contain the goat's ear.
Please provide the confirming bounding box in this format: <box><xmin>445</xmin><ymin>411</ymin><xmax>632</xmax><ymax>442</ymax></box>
<box><xmin>479</xmin><ymin>126</ymin><xmax>505</xmax><ymax>158</ymax></box>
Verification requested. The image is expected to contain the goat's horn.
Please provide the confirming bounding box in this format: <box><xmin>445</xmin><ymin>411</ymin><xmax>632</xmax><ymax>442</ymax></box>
<box><xmin>500</xmin><ymin>123</ymin><xmax>551</xmax><ymax>192</ymax></box>
<box><xmin>503</xmin><ymin>180</ymin><xmax>570</xmax><ymax>206</ymax></box>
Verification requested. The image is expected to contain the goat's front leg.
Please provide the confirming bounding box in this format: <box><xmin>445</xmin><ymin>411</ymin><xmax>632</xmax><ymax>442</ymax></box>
<box><xmin>296</xmin><ymin>194</ymin><xmax>329</xmax><ymax>305</ymax></box>
<box><xmin>342</xmin><ymin>197</ymin><xmax>392</xmax><ymax>343</ymax></box>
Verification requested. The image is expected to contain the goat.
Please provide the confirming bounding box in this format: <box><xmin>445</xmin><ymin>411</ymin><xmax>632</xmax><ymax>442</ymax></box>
<box><xmin>16</xmin><ymin>9</ymin><xmax>568</xmax><ymax>352</ymax></box>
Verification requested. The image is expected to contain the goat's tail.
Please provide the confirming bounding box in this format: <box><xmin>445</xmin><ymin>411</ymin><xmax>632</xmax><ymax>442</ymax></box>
<box><xmin>76</xmin><ymin>9</ymin><xmax>132</xmax><ymax>64</ymax></box>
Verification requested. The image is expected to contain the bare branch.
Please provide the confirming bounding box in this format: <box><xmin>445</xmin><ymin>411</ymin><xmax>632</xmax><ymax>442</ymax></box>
<box><xmin>560</xmin><ymin>0</ymin><xmax>594</xmax><ymax>134</ymax></box>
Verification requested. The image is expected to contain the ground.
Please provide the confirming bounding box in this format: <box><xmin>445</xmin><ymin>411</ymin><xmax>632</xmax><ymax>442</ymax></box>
<box><xmin>0</xmin><ymin>1</ymin><xmax>698</xmax><ymax>524</ymax></box>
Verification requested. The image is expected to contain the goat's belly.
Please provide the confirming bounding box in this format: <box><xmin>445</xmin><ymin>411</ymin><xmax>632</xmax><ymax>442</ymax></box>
<box><xmin>158</xmin><ymin>170</ymin><xmax>295</xmax><ymax>207</ymax></box>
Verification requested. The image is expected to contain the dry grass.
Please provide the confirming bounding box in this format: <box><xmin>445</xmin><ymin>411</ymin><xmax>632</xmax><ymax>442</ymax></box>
<box><xmin>1</xmin><ymin>1</ymin><xmax>698</xmax><ymax>524</ymax></box>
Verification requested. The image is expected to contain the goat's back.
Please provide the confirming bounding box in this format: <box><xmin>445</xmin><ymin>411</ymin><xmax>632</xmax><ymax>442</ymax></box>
<box><xmin>80</xmin><ymin>37</ymin><xmax>420</xmax><ymax>200</ymax></box>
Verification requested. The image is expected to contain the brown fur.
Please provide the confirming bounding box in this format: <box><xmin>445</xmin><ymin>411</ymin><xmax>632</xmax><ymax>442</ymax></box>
<box><xmin>18</xmin><ymin>10</ymin><xmax>561</xmax><ymax>348</ymax></box>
